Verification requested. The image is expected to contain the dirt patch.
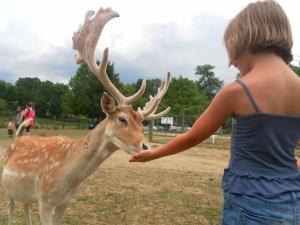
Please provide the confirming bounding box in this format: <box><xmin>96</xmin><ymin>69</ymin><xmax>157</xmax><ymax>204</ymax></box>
<box><xmin>103</xmin><ymin>145</ymin><xmax>229</xmax><ymax>174</ymax></box>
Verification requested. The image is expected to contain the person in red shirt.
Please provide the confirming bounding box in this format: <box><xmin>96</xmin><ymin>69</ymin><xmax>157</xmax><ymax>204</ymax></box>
<box><xmin>23</xmin><ymin>103</ymin><xmax>35</xmax><ymax>134</ymax></box>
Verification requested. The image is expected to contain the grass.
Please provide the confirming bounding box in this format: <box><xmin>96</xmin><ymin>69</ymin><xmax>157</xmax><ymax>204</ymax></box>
<box><xmin>0</xmin><ymin>128</ymin><xmax>300</xmax><ymax>224</ymax></box>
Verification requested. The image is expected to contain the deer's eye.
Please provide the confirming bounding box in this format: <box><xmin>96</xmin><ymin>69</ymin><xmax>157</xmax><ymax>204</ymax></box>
<box><xmin>118</xmin><ymin>117</ymin><xmax>128</xmax><ymax>126</ymax></box>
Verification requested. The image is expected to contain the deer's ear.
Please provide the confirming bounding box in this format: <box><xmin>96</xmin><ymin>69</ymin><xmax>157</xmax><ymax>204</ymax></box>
<box><xmin>101</xmin><ymin>93</ymin><xmax>116</xmax><ymax>114</ymax></box>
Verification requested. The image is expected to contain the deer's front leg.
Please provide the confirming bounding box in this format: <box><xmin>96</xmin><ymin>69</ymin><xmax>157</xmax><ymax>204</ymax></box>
<box><xmin>7</xmin><ymin>198</ymin><xmax>14</xmax><ymax>225</ymax></box>
<box><xmin>52</xmin><ymin>203</ymin><xmax>69</xmax><ymax>225</ymax></box>
<box><xmin>24</xmin><ymin>203</ymin><xmax>32</xmax><ymax>225</ymax></box>
<box><xmin>39</xmin><ymin>201</ymin><xmax>53</xmax><ymax>225</ymax></box>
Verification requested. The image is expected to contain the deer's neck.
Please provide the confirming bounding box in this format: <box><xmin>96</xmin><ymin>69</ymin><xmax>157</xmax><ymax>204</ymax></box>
<box><xmin>65</xmin><ymin>119</ymin><xmax>118</xmax><ymax>185</ymax></box>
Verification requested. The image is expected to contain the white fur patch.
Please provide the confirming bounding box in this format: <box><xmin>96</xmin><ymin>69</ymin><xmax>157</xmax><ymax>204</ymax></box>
<box><xmin>3</xmin><ymin>168</ymin><xmax>19</xmax><ymax>178</ymax></box>
<box><xmin>3</xmin><ymin>168</ymin><xmax>35</xmax><ymax>178</ymax></box>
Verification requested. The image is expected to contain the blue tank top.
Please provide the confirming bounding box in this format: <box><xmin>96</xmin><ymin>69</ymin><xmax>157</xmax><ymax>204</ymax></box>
<box><xmin>222</xmin><ymin>79</ymin><xmax>300</xmax><ymax>196</ymax></box>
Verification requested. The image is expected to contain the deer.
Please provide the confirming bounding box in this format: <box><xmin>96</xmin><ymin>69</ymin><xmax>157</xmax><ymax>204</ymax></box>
<box><xmin>1</xmin><ymin>7</ymin><xmax>171</xmax><ymax>225</ymax></box>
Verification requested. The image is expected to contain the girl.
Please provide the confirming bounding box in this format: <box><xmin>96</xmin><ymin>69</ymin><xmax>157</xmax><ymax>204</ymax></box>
<box><xmin>7</xmin><ymin>120</ymin><xmax>15</xmax><ymax>137</ymax></box>
<box><xmin>130</xmin><ymin>1</ymin><xmax>300</xmax><ymax>224</ymax></box>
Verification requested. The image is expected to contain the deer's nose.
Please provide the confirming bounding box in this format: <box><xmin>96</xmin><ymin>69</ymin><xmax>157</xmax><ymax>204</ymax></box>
<box><xmin>142</xmin><ymin>143</ymin><xmax>149</xmax><ymax>150</ymax></box>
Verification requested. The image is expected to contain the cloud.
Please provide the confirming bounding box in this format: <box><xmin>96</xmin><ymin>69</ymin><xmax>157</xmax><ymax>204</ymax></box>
<box><xmin>0</xmin><ymin>42</ymin><xmax>77</xmax><ymax>84</ymax></box>
<box><xmin>1</xmin><ymin>0</ymin><xmax>297</xmax><ymax>86</ymax></box>
<box><xmin>111</xmin><ymin>12</ymin><xmax>237</xmax><ymax>84</ymax></box>
<box><xmin>0</xmin><ymin>18</ymin><xmax>77</xmax><ymax>84</ymax></box>
<box><xmin>0</xmin><ymin>10</ymin><xmax>237</xmax><ymax>86</ymax></box>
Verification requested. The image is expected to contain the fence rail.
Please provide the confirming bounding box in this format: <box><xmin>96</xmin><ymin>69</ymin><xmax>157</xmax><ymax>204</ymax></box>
<box><xmin>0</xmin><ymin>116</ymin><xmax>91</xmax><ymax>130</ymax></box>
<box><xmin>1</xmin><ymin>114</ymin><xmax>299</xmax><ymax>150</ymax></box>
<box><xmin>0</xmin><ymin>114</ymin><xmax>233</xmax><ymax>143</ymax></box>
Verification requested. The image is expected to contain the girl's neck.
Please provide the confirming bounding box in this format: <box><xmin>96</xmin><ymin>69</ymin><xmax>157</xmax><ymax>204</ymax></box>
<box><xmin>241</xmin><ymin>53</ymin><xmax>287</xmax><ymax>78</ymax></box>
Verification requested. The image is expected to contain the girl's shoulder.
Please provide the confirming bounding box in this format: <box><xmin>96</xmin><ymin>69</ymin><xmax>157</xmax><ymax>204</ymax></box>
<box><xmin>219</xmin><ymin>81</ymin><xmax>245</xmax><ymax>97</ymax></box>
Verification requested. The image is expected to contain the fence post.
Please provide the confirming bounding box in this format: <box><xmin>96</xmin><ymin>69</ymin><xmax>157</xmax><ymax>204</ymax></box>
<box><xmin>181</xmin><ymin>111</ymin><xmax>185</xmax><ymax>132</ymax></box>
<box><xmin>62</xmin><ymin>117</ymin><xmax>65</xmax><ymax>129</ymax></box>
<box><xmin>148</xmin><ymin>120</ymin><xmax>153</xmax><ymax>142</ymax></box>
<box><xmin>77</xmin><ymin>116</ymin><xmax>80</xmax><ymax>129</ymax></box>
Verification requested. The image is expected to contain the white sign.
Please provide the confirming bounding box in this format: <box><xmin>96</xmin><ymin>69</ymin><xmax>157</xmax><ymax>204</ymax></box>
<box><xmin>161</xmin><ymin>117</ymin><xmax>173</xmax><ymax>125</ymax></box>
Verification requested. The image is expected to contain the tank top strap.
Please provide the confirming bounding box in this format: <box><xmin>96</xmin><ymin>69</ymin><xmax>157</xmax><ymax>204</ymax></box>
<box><xmin>236</xmin><ymin>79</ymin><xmax>260</xmax><ymax>113</ymax></box>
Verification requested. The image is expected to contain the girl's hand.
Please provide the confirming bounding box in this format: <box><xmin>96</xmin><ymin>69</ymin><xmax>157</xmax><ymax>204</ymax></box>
<box><xmin>129</xmin><ymin>150</ymin><xmax>157</xmax><ymax>162</ymax></box>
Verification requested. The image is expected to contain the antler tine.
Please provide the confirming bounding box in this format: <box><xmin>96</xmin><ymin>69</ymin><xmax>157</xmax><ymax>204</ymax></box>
<box><xmin>99</xmin><ymin>48</ymin><xmax>147</xmax><ymax>105</ymax></box>
<box><xmin>144</xmin><ymin>107</ymin><xmax>171</xmax><ymax>120</ymax></box>
<box><xmin>139</xmin><ymin>72</ymin><xmax>171</xmax><ymax>120</ymax></box>
<box><xmin>73</xmin><ymin>7</ymin><xmax>146</xmax><ymax>105</ymax></box>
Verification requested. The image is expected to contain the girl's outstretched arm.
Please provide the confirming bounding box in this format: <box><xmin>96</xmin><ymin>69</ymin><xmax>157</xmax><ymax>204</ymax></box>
<box><xmin>130</xmin><ymin>83</ymin><xmax>237</xmax><ymax>162</ymax></box>
<box><xmin>296</xmin><ymin>156</ymin><xmax>300</xmax><ymax>170</ymax></box>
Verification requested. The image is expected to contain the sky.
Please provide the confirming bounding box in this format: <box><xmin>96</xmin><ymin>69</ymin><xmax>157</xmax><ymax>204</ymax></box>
<box><xmin>0</xmin><ymin>0</ymin><xmax>299</xmax><ymax>85</ymax></box>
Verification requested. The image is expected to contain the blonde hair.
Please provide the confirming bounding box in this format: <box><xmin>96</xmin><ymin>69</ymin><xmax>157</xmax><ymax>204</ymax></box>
<box><xmin>224</xmin><ymin>0</ymin><xmax>293</xmax><ymax>65</ymax></box>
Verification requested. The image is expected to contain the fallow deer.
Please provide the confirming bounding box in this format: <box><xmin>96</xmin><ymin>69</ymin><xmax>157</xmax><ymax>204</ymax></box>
<box><xmin>2</xmin><ymin>7</ymin><xmax>171</xmax><ymax>225</ymax></box>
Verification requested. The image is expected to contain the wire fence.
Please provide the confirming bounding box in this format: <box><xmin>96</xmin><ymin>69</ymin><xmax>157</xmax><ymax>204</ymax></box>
<box><xmin>0</xmin><ymin>114</ymin><xmax>233</xmax><ymax>146</ymax></box>
<box><xmin>0</xmin><ymin>116</ymin><xmax>91</xmax><ymax>130</ymax></box>
<box><xmin>143</xmin><ymin>114</ymin><xmax>233</xmax><ymax>144</ymax></box>
<box><xmin>1</xmin><ymin>115</ymin><xmax>299</xmax><ymax>152</ymax></box>
<box><xmin>1</xmin><ymin>114</ymin><xmax>232</xmax><ymax>130</ymax></box>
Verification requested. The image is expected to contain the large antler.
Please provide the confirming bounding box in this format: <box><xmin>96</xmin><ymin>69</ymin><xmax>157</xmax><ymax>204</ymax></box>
<box><xmin>139</xmin><ymin>72</ymin><xmax>171</xmax><ymax>120</ymax></box>
<box><xmin>72</xmin><ymin>7</ymin><xmax>146</xmax><ymax>105</ymax></box>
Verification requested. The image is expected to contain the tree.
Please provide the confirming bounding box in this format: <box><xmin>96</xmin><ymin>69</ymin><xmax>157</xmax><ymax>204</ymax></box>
<box><xmin>14</xmin><ymin>77</ymin><xmax>69</xmax><ymax>118</ymax></box>
<box><xmin>290</xmin><ymin>64</ymin><xmax>300</xmax><ymax>76</ymax></box>
<box><xmin>130</xmin><ymin>78</ymin><xmax>163</xmax><ymax>111</ymax></box>
<box><xmin>34</xmin><ymin>80</ymin><xmax>53</xmax><ymax>117</ymax></box>
<box><xmin>0</xmin><ymin>81</ymin><xmax>17</xmax><ymax>112</ymax></box>
<box><xmin>161</xmin><ymin>76</ymin><xmax>209</xmax><ymax>115</ymax></box>
<box><xmin>15</xmin><ymin>77</ymin><xmax>42</xmax><ymax>108</ymax></box>
<box><xmin>195</xmin><ymin>64</ymin><xmax>224</xmax><ymax>100</ymax></box>
<box><xmin>47</xmin><ymin>83</ymin><xmax>69</xmax><ymax>119</ymax></box>
<box><xmin>61</xmin><ymin>89</ymin><xmax>73</xmax><ymax>118</ymax></box>
<box><xmin>0</xmin><ymin>98</ymin><xmax>12</xmax><ymax>116</ymax></box>
<box><xmin>69</xmin><ymin>61</ymin><xmax>122</xmax><ymax>119</ymax></box>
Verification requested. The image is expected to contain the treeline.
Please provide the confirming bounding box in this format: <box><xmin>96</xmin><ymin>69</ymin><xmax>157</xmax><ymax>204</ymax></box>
<box><xmin>0</xmin><ymin>62</ymin><xmax>299</xmax><ymax>121</ymax></box>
